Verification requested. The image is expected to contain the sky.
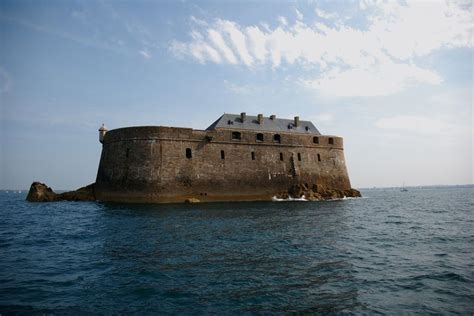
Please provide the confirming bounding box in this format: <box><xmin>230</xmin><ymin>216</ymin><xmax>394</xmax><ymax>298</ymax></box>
<box><xmin>0</xmin><ymin>0</ymin><xmax>472</xmax><ymax>190</ymax></box>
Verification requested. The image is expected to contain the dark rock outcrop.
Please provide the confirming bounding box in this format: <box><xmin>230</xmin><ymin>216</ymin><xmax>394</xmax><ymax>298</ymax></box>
<box><xmin>276</xmin><ymin>184</ymin><xmax>361</xmax><ymax>201</ymax></box>
<box><xmin>26</xmin><ymin>182</ymin><xmax>96</xmax><ymax>202</ymax></box>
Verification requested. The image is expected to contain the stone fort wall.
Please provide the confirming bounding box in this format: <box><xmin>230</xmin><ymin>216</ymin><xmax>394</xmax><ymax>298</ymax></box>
<box><xmin>95</xmin><ymin>126</ymin><xmax>352</xmax><ymax>203</ymax></box>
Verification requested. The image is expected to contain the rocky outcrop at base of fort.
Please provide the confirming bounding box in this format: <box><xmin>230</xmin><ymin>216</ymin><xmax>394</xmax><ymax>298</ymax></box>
<box><xmin>26</xmin><ymin>182</ymin><xmax>96</xmax><ymax>202</ymax></box>
<box><xmin>275</xmin><ymin>184</ymin><xmax>361</xmax><ymax>201</ymax></box>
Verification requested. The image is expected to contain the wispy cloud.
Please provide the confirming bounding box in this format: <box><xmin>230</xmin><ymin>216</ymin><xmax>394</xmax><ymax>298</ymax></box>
<box><xmin>223</xmin><ymin>80</ymin><xmax>256</xmax><ymax>95</ymax></box>
<box><xmin>139</xmin><ymin>49</ymin><xmax>152</xmax><ymax>59</ymax></box>
<box><xmin>169</xmin><ymin>1</ymin><xmax>472</xmax><ymax>97</ymax></box>
<box><xmin>375</xmin><ymin>115</ymin><xmax>470</xmax><ymax>136</ymax></box>
<box><xmin>0</xmin><ymin>68</ymin><xmax>12</xmax><ymax>95</ymax></box>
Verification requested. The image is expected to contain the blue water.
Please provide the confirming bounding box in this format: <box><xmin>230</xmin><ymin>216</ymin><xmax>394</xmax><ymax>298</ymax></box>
<box><xmin>1</xmin><ymin>187</ymin><xmax>473</xmax><ymax>314</ymax></box>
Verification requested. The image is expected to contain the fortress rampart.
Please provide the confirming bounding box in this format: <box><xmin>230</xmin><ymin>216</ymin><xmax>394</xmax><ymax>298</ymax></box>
<box><xmin>95</xmin><ymin>116</ymin><xmax>355</xmax><ymax>203</ymax></box>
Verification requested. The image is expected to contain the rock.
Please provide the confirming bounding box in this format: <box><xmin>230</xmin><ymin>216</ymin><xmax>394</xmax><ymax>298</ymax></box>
<box><xmin>26</xmin><ymin>182</ymin><xmax>96</xmax><ymax>202</ymax></box>
<box><xmin>288</xmin><ymin>184</ymin><xmax>304</xmax><ymax>198</ymax></box>
<box><xmin>57</xmin><ymin>184</ymin><xmax>96</xmax><ymax>201</ymax></box>
<box><xmin>185</xmin><ymin>198</ymin><xmax>200</xmax><ymax>203</ymax></box>
<box><xmin>26</xmin><ymin>182</ymin><xmax>58</xmax><ymax>202</ymax></box>
<box><xmin>344</xmin><ymin>188</ymin><xmax>362</xmax><ymax>198</ymax></box>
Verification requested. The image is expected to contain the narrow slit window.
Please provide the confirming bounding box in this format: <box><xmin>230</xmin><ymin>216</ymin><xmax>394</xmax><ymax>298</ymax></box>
<box><xmin>313</xmin><ymin>137</ymin><xmax>319</xmax><ymax>144</ymax></box>
<box><xmin>274</xmin><ymin>134</ymin><xmax>281</xmax><ymax>143</ymax></box>
<box><xmin>256</xmin><ymin>133</ymin><xmax>264</xmax><ymax>142</ymax></box>
<box><xmin>280</xmin><ymin>152</ymin><xmax>284</xmax><ymax>161</ymax></box>
<box><xmin>186</xmin><ymin>148</ymin><xmax>192</xmax><ymax>159</ymax></box>
<box><xmin>317</xmin><ymin>153</ymin><xmax>321</xmax><ymax>162</ymax></box>
<box><xmin>221</xmin><ymin>150</ymin><xmax>225</xmax><ymax>160</ymax></box>
<box><xmin>328</xmin><ymin>137</ymin><xmax>334</xmax><ymax>145</ymax></box>
<box><xmin>126</xmin><ymin>148</ymin><xmax>130</xmax><ymax>158</ymax></box>
<box><xmin>251</xmin><ymin>151</ymin><xmax>256</xmax><ymax>160</ymax></box>
<box><xmin>232</xmin><ymin>131</ymin><xmax>241</xmax><ymax>140</ymax></box>
<box><xmin>297</xmin><ymin>153</ymin><xmax>302</xmax><ymax>161</ymax></box>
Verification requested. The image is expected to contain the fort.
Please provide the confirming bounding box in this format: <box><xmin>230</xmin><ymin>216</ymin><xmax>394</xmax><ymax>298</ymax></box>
<box><xmin>94</xmin><ymin>113</ymin><xmax>360</xmax><ymax>203</ymax></box>
<box><xmin>27</xmin><ymin>113</ymin><xmax>360</xmax><ymax>203</ymax></box>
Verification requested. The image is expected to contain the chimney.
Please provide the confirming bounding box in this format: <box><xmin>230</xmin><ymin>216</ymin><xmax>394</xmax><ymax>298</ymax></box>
<box><xmin>294</xmin><ymin>116</ymin><xmax>300</xmax><ymax>127</ymax></box>
<box><xmin>240</xmin><ymin>112</ymin><xmax>246</xmax><ymax>122</ymax></box>
<box><xmin>270</xmin><ymin>115</ymin><xmax>276</xmax><ymax>120</ymax></box>
<box><xmin>257</xmin><ymin>114</ymin><xmax>264</xmax><ymax>124</ymax></box>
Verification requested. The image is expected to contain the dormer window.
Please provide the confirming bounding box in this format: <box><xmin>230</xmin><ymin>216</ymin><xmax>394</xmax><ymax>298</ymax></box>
<box><xmin>256</xmin><ymin>133</ymin><xmax>264</xmax><ymax>142</ymax></box>
<box><xmin>232</xmin><ymin>131</ymin><xmax>241</xmax><ymax>140</ymax></box>
<box><xmin>273</xmin><ymin>134</ymin><xmax>281</xmax><ymax>143</ymax></box>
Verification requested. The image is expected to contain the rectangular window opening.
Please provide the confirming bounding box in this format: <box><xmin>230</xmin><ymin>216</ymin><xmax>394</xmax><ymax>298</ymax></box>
<box><xmin>280</xmin><ymin>152</ymin><xmax>284</xmax><ymax>161</ymax></box>
<box><xmin>317</xmin><ymin>153</ymin><xmax>321</xmax><ymax>162</ymax></box>
<box><xmin>186</xmin><ymin>148</ymin><xmax>192</xmax><ymax>159</ymax></box>
<box><xmin>221</xmin><ymin>150</ymin><xmax>225</xmax><ymax>160</ymax></box>
<box><xmin>232</xmin><ymin>131</ymin><xmax>242</xmax><ymax>140</ymax></box>
<box><xmin>297</xmin><ymin>153</ymin><xmax>302</xmax><ymax>161</ymax></box>
<box><xmin>251</xmin><ymin>151</ymin><xmax>255</xmax><ymax>160</ymax></box>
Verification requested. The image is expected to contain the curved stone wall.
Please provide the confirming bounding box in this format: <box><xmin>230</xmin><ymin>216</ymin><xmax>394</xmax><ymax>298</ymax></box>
<box><xmin>95</xmin><ymin>126</ymin><xmax>353</xmax><ymax>203</ymax></box>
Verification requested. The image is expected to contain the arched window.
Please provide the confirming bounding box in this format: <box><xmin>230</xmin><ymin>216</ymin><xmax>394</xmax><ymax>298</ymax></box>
<box><xmin>273</xmin><ymin>134</ymin><xmax>281</xmax><ymax>143</ymax></box>
<box><xmin>313</xmin><ymin>137</ymin><xmax>319</xmax><ymax>144</ymax></box>
<box><xmin>232</xmin><ymin>131</ymin><xmax>241</xmax><ymax>140</ymax></box>
<box><xmin>186</xmin><ymin>148</ymin><xmax>192</xmax><ymax>159</ymax></box>
<box><xmin>256</xmin><ymin>133</ymin><xmax>264</xmax><ymax>142</ymax></box>
<box><xmin>328</xmin><ymin>137</ymin><xmax>334</xmax><ymax>145</ymax></box>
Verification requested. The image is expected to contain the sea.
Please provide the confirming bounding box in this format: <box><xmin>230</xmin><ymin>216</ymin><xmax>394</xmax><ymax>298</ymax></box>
<box><xmin>0</xmin><ymin>186</ymin><xmax>473</xmax><ymax>314</ymax></box>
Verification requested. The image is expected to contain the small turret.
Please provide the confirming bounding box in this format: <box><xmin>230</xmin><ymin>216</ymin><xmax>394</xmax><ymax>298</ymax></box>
<box><xmin>99</xmin><ymin>124</ymin><xmax>108</xmax><ymax>143</ymax></box>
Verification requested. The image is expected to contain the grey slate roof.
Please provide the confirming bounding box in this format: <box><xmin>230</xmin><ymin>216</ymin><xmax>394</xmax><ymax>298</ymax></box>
<box><xmin>206</xmin><ymin>113</ymin><xmax>321</xmax><ymax>135</ymax></box>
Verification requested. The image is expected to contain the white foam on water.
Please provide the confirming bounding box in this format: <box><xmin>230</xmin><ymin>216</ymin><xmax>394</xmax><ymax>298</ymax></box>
<box><xmin>272</xmin><ymin>195</ymin><xmax>308</xmax><ymax>202</ymax></box>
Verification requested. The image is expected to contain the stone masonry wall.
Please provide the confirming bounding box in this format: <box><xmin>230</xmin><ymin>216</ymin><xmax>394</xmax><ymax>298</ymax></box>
<box><xmin>95</xmin><ymin>126</ymin><xmax>352</xmax><ymax>203</ymax></box>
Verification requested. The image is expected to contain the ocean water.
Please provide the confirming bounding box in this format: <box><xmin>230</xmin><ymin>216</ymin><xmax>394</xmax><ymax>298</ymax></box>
<box><xmin>0</xmin><ymin>187</ymin><xmax>473</xmax><ymax>314</ymax></box>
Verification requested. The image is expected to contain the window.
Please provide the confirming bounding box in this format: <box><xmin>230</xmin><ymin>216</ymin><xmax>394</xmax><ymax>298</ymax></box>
<box><xmin>256</xmin><ymin>133</ymin><xmax>264</xmax><ymax>142</ymax></box>
<box><xmin>328</xmin><ymin>137</ymin><xmax>334</xmax><ymax>145</ymax></box>
<box><xmin>126</xmin><ymin>148</ymin><xmax>130</xmax><ymax>158</ymax></box>
<box><xmin>313</xmin><ymin>137</ymin><xmax>319</xmax><ymax>144</ymax></box>
<box><xmin>317</xmin><ymin>153</ymin><xmax>321</xmax><ymax>162</ymax></box>
<box><xmin>232</xmin><ymin>131</ymin><xmax>241</xmax><ymax>140</ymax></box>
<box><xmin>221</xmin><ymin>150</ymin><xmax>225</xmax><ymax>160</ymax></box>
<box><xmin>251</xmin><ymin>152</ymin><xmax>256</xmax><ymax>160</ymax></box>
<box><xmin>280</xmin><ymin>152</ymin><xmax>284</xmax><ymax>161</ymax></box>
<box><xmin>297</xmin><ymin>153</ymin><xmax>302</xmax><ymax>161</ymax></box>
<box><xmin>186</xmin><ymin>148</ymin><xmax>192</xmax><ymax>159</ymax></box>
<box><xmin>274</xmin><ymin>134</ymin><xmax>281</xmax><ymax>143</ymax></box>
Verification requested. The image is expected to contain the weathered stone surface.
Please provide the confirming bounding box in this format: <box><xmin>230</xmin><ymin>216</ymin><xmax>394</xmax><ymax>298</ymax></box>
<box><xmin>57</xmin><ymin>184</ymin><xmax>96</xmax><ymax>201</ymax></box>
<box><xmin>26</xmin><ymin>182</ymin><xmax>96</xmax><ymax>202</ymax></box>
<box><xmin>26</xmin><ymin>182</ymin><xmax>57</xmax><ymax>202</ymax></box>
<box><xmin>94</xmin><ymin>125</ymin><xmax>360</xmax><ymax>203</ymax></box>
<box><xmin>276</xmin><ymin>183</ymin><xmax>361</xmax><ymax>201</ymax></box>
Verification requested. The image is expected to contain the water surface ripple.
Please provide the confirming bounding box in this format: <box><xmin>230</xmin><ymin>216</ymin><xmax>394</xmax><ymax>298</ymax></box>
<box><xmin>0</xmin><ymin>187</ymin><xmax>473</xmax><ymax>314</ymax></box>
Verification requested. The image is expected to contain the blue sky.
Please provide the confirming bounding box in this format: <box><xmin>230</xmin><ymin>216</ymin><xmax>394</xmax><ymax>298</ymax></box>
<box><xmin>0</xmin><ymin>0</ymin><xmax>472</xmax><ymax>190</ymax></box>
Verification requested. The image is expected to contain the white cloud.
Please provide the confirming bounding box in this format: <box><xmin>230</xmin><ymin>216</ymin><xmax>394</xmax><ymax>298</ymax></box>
<box><xmin>375</xmin><ymin>115</ymin><xmax>470</xmax><ymax>136</ymax></box>
<box><xmin>303</xmin><ymin>62</ymin><xmax>442</xmax><ymax>97</ymax></box>
<box><xmin>139</xmin><ymin>49</ymin><xmax>152</xmax><ymax>59</ymax></box>
<box><xmin>169</xmin><ymin>2</ymin><xmax>472</xmax><ymax>97</ymax></box>
<box><xmin>315</xmin><ymin>8</ymin><xmax>338</xmax><ymax>20</ymax></box>
<box><xmin>278</xmin><ymin>16</ymin><xmax>288</xmax><ymax>26</ymax></box>
<box><xmin>295</xmin><ymin>9</ymin><xmax>303</xmax><ymax>21</ymax></box>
